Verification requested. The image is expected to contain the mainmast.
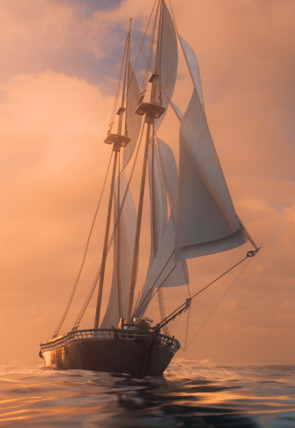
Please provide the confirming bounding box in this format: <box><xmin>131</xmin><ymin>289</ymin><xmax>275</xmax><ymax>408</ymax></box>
<box><xmin>94</xmin><ymin>28</ymin><xmax>132</xmax><ymax>329</ymax></box>
<box><xmin>126</xmin><ymin>0</ymin><xmax>166</xmax><ymax>323</ymax></box>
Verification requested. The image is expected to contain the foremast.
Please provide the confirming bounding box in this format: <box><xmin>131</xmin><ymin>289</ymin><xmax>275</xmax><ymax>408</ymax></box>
<box><xmin>94</xmin><ymin>27</ymin><xmax>132</xmax><ymax>329</ymax></box>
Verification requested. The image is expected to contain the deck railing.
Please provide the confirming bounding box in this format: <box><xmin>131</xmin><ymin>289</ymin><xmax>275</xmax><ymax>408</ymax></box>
<box><xmin>40</xmin><ymin>328</ymin><xmax>180</xmax><ymax>353</ymax></box>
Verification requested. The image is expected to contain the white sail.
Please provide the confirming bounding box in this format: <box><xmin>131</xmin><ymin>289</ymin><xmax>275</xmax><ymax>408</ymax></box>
<box><xmin>148</xmin><ymin>140</ymin><xmax>168</xmax><ymax>265</ymax></box>
<box><xmin>146</xmin><ymin>139</ymin><xmax>188</xmax><ymax>288</ymax></box>
<box><xmin>123</xmin><ymin>63</ymin><xmax>142</xmax><ymax>169</ymax></box>
<box><xmin>154</xmin><ymin>1</ymin><xmax>178</xmax><ymax>130</ymax></box>
<box><xmin>179</xmin><ymin>35</ymin><xmax>204</xmax><ymax>108</ymax></box>
<box><xmin>157</xmin><ymin>139</ymin><xmax>178</xmax><ymax>214</ymax></box>
<box><xmin>101</xmin><ymin>173</ymin><xmax>136</xmax><ymax>328</ymax></box>
<box><xmin>175</xmin><ymin>88</ymin><xmax>248</xmax><ymax>261</ymax></box>
<box><xmin>134</xmin><ymin>140</ymin><xmax>188</xmax><ymax>319</ymax></box>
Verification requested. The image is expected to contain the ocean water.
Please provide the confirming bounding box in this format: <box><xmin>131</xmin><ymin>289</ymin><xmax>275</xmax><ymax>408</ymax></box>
<box><xmin>0</xmin><ymin>361</ymin><xmax>295</xmax><ymax>427</ymax></box>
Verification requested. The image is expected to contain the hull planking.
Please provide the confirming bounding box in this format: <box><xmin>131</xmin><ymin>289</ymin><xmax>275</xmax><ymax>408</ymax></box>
<box><xmin>40</xmin><ymin>329</ymin><xmax>180</xmax><ymax>378</ymax></box>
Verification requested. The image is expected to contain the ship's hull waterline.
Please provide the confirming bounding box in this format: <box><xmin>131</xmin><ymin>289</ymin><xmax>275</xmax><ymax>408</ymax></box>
<box><xmin>40</xmin><ymin>329</ymin><xmax>180</xmax><ymax>378</ymax></box>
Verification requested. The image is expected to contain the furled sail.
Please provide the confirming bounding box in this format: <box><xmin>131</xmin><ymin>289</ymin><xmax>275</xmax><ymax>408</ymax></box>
<box><xmin>134</xmin><ymin>140</ymin><xmax>188</xmax><ymax>319</ymax></box>
<box><xmin>101</xmin><ymin>173</ymin><xmax>136</xmax><ymax>328</ymax></box>
<box><xmin>175</xmin><ymin>88</ymin><xmax>248</xmax><ymax>261</ymax></box>
<box><xmin>123</xmin><ymin>64</ymin><xmax>142</xmax><ymax>169</ymax></box>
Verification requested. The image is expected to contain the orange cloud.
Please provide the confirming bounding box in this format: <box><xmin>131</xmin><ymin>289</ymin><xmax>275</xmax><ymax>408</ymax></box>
<box><xmin>0</xmin><ymin>0</ymin><xmax>294</xmax><ymax>365</ymax></box>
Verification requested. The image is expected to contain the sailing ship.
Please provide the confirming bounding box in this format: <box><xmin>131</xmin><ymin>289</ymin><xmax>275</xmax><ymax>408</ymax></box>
<box><xmin>40</xmin><ymin>0</ymin><xmax>259</xmax><ymax>378</ymax></box>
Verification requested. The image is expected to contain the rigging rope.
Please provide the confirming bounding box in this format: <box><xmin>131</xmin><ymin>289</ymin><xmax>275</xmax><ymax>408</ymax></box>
<box><xmin>52</xmin><ymin>152</ymin><xmax>114</xmax><ymax>338</ymax></box>
<box><xmin>72</xmin><ymin>120</ymin><xmax>147</xmax><ymax>330</ymax></box>
<box><xmin>116</xmin><ymin>152</ymin><xmax>123</xmax><ymax>318</ymax></box>
<box><xmin>132</xmin><ymin>134</ymin><xmax>190</xmax><ymax>322</ymax></box>
<box><xmin>184</xmin><ymin>257</ymin><xmax>253</xmax><ymax>350</ymax></box>
<box><xmin>52</xmin><ymin>3</ymin><xmax>166</xmax><ymax>335</ymax></box>
<box><xmin>124</xmin><ymin>0</ymin><xmax>157</xmax><ymax>103</ymax></box>
<box><xmin>140</xmin><ymin>0</ymin><xmax>159</xmax><ymax>97</ymax></box>
<box><xmin>156</xmin><ymin>135</ymin><xmax>189</xmax><ymax>286</ymax></box>
<box><xmin>150</xmin><ymin>132</ymin><xmax>169</xmax><ymax>334</ymax></box>
<box><xmin>153</xmin><ymin>248</ymin><xmax>260</xmax><ymax>333</ymax></box>
<box><xmin>183</xmin><ymin>301</ymin><xmax>191</xmax><ymax>351</ymax></box>
<box><xmin>107</xmin><ymin>36</ymin><xmax>128</xmax><ymax>135</ymax></box>
<box><xmin>181</xmin><ymin>282</ymin><xmax>192</xmax><ymax>350</ymax></box>
<box><xmin>133</xmin><ymin>251</ymin><xmax>176</xmax><ymax>318</ymax></box>
<box><xmin>158</xmin><ymin>289</ymin><xmax>169</xmax><ymax>335</ymax></box>
<box><xmin>157</xmin><ymin>1</ymin><xmax>163</xmax><ymax>106</ymax></box>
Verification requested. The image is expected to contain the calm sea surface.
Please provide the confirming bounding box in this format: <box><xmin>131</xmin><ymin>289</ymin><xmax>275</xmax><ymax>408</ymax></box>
<box><xmin>0</xmin><ymin>361</ymin><xmax>294</xmax><ymax>427</ymax></box>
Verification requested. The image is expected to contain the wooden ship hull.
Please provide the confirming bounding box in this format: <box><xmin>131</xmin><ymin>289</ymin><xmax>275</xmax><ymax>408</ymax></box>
<box><xmin>40</xmin><ymin>329</ymin><xmax>180</xmax><ymax>378</ymax></box>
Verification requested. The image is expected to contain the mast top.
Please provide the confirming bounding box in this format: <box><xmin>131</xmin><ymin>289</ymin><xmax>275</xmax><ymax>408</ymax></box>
<box><xmin>104</xmin><ymin>20</ymin><xmax>133</xmax><ymax>150</ymax></box>
<box><xmin>134</xmin><ymin>0</ymin><xmax>166</xmax><ymax>122</ymax></box>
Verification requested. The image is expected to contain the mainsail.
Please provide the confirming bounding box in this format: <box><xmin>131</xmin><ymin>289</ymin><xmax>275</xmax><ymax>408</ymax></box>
<box><xmin>134</xmin><ymin>140</ymin><xmax>188</xmax><ymax>319</ymax></box>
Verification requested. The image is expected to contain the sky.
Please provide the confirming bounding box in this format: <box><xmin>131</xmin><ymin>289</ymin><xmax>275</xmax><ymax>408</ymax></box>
<box><xmin>0</xmin><ymin>0</ymin><xmax>294</xmax><ymax>366</ymax></box>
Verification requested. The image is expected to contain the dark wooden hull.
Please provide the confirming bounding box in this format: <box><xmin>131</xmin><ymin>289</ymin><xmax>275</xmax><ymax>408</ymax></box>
<box><xmin>40</xmin><ymin>329</ymin><xmax>180</xmax><ymax>378</ymax></box>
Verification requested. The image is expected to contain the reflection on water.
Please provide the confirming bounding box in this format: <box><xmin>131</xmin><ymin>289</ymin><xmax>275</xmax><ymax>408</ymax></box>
<box><xmin>0</xmin><ymin>361</ymin><xmax>294</xmax><ymax>427</ymax></box>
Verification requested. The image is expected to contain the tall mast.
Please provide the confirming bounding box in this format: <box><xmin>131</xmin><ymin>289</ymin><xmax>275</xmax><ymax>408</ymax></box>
<box><xmin>126</xmin><ymin>0</ymin><xmax>165</xmax><ymax>323</ymax></box>
<box><xmin>94</xmin><ymin>28</ymin><xmax>131</xmax><ymax>329</ymax></box>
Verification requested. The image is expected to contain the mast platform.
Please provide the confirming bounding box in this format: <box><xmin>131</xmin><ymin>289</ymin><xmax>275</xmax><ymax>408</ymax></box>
<box><xmin>135</xmin><ymin>101</ymin><xmax>166</xmax><ymax>121</ymax></box>
<box><xmin>104</xmin><ymin>133</ymin><xmax>131</xmax><ymax>149</ymax></box>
